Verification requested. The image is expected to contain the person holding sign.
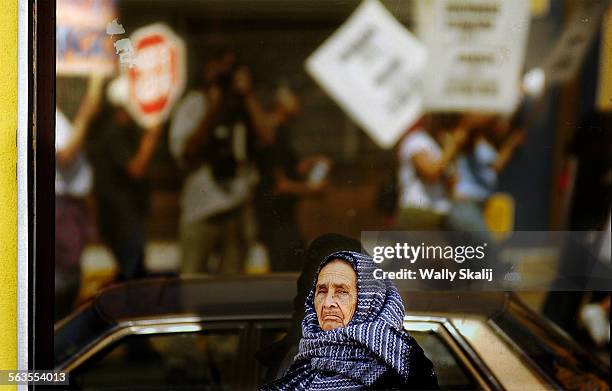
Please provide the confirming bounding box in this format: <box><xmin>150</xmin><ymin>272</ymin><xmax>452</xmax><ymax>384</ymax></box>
<box><xmin>87</xmin><ymin>76</ymin><xmax>165</xmax><ymax>281</ymax></box>
<box><xmin>55</xmin><ymin>75</ymin><xmax>103</xmax><ymax>319</ymax></box>
<box><xmin>170</xmin><ymin>51</ymin><xmax>271</xmax><ymax>275</ymax></box>
<box><xmin>395</xmin><ymin>114</ymin><xmax>484</xmax><ymax>231</ymax></box>
<box><xmin>254</xmin><ymin>86</ymin><xmax>331</xmax><ymax>272</ymax></box>
<box><xmin>446</xmin><ymin>115</ymin><xmax>525</xmax><ymax>242</ymax></box>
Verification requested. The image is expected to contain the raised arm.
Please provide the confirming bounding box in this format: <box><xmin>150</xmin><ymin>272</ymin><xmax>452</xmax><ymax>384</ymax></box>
<box><xmin>412</xmin><ymin>123</ymin><xmax>469</xmax><ymax>183</ymax></box>
<box><xmin>274</xmin><ymin>169</ymin><xmax>328</xmax><ymax>196</ymax></box>
<box><xmin>126</xmin><ymin>124</ymin><xmax>165</xmax><ymax>180</ymax></box>
<box><xmin>56</xmin><ymin>75</ymin><xmax>103</xmax><ymax>167</ymax></box>
<box><xmin>232</xmin><ymin>66</ymin><xmax>275</xmax><ymax>145</ymax></box>
<box><xmin>244</xmin><ymin>92</ymin><xmax>275</xmax><ymax>145</ymax></box>
<box><xmin>183</xmin><ymin>86</ymin><xmax>222</xmax><ymax>164</ymax></box>
<box><xmin>492</xmin><ymin>128</ymin><xmax>525</xmax><ymax>174</ymax></box>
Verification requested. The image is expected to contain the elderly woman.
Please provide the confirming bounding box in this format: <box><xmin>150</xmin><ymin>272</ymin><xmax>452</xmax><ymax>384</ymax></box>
<box><xmin>261</xmin><ymin>251</ymin><xmax>438</xmax><ymax>390</ymax></box>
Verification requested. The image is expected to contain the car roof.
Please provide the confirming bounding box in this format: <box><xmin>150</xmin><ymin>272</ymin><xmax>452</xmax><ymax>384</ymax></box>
<box><xmin>57</xmin><ymin>275</ymin><xmax>609</xmax><ymax>387</ymax></box>
<box><xmin>90</xmin><ymin>274</ymin><xmax>509</xmax><ymax>323</ymax></box>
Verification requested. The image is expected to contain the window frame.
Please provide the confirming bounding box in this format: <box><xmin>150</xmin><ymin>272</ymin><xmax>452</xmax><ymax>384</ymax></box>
<box><xmin>28</xmin><ymin>0</ymin><xmax>57</xmax><ymax>370</ymax></box>
<box><xmin>403</xmin><ymin>316</ymin><xmax>502</xmax><ymax>390</ymax></box>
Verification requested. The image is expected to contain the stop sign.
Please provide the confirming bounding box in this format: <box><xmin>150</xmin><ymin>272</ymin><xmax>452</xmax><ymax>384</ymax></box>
<box><xmin>126</xmin><ymin>23</ymin><xmax>186</xmax><ymax>129</ymax></box>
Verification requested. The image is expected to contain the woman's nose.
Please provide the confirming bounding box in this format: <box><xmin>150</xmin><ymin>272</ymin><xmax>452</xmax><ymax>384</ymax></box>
<box><xmin>323</xmin><ymin>292</ymin><xmax>337</xmax><ymax>307</ymax></box>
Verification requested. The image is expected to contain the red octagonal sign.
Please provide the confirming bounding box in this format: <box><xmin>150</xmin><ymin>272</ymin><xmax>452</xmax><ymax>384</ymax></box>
<box><xmin>127</xmin><ymin>23</ymin><xmax>186</xmax><ymax>129</ymax></box>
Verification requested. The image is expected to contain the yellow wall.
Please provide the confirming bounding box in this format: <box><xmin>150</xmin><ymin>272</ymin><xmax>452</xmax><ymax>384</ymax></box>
<box><xmin>0</xmin><ymin>0</ymin><xmax>18</xmax><ymax>376</ymax></box>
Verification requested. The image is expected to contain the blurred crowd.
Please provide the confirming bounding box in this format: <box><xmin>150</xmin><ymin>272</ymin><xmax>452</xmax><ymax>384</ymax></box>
<box><xmin>55</xmin><ymin>48</ymin><xmax>334</xmax><ymax>318</ymax></box>
<box><xmin>55</xmin><ymin>34</ymin><xmax>611</xmax><ymax>357</ymax></box>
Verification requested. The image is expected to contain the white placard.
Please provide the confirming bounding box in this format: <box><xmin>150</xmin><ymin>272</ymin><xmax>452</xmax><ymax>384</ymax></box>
<box><xmin>306</xmin><ymin>0</ymin><xmax>426</xmax><ymax>149</ymax></box>
<box><xmin>417</xmin><ymin>0</ymin><xmax>530</xmax><ymax>113</ymax></box>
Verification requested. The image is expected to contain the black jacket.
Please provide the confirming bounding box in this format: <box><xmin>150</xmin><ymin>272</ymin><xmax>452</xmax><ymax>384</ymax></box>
<box><xmin>371</xmin><ymin>332</ymin><xmax>438</xmax><ymax>390</ymax></box>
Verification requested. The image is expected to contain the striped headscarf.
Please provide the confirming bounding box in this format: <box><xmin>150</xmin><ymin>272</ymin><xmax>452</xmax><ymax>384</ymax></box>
<box><xmin>261</xmin><ymin>251</ymin><xmax>423</xmax><ymax>390</ymax></box>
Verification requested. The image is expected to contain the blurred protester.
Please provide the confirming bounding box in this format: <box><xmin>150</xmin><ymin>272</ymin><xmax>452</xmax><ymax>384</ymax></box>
<box><xmin>254</xmin><ymin>86</ymin><xmax>331</xmax><ymax>272</ymax></box>
<box><xmin>87</xmin><ymin>75</ymin><xmax>164</xmax><ymax>281</ymax></box>
<box><xmin>443</xmin><ymin>115</ymin><xmax>524</xmax><ymax>282</ymax></box>
<box><xmin>544</xmin><ymin>222</ymin><xmax>611</xmax><ymax>347</ymax></box>
<box><xmin>55</xmin><ymin>75</ymin><xmax>102</xmax><ymax>320</ymax></box>
<box><xmin>170</xmin><ymin>52</ymin><xmax>270</xmax><ymax>274</ymax></box>
<box><xmin>395</xmin><ymin>114</ymin><xmax>476</xmax><ymax>230</ymax></box>
<box><xmin>543</xmin><ymin>110</ymin><xmax>612</xmax><ymax>344</ymax></box>
<box><xmin>260</xmin><ymin>250</ymin><xmax>438</xmax><ymax>390</ymax></box>
<box><xmin>580</xmin><ymin>294</ymin><xmax>610</xmax><ymax>348</ymax></box>
<box><xmin>446</xmin><ymin>115</ymin><xmax>525</xmax><ymax>242</ymax></box>
<box><xmin>582</xmin><ymin>215</ymin><xmax>611</xmax><ymax>348</ymax></box>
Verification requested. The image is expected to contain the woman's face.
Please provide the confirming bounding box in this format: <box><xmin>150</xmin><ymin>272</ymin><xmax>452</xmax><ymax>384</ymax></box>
<box><xmin>314</xmin><ymin>259</ymin><xmax>358</xmax><ymax>331</ymax></box>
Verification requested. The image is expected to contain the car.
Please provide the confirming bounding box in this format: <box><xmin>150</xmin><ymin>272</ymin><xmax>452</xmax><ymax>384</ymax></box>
<box><xmin>54</xmin><ymin>275</ymin><xmax>610</xmax><ymax>390</ymax></box>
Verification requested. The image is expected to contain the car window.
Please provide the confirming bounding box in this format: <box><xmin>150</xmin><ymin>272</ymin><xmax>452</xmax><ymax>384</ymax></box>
<box><xmin>258</xmin><ymin>325</ymin><xmax>288</xmax><ymax>349</ymax></box>
<box><xmin>411</xmin><ymin>331</ymin><xmax>481</xmax><ymax>390</ymax></box>
<box><xmin>254</xmin><ymin>322</ymin><xmax>291</xmax><ymax>387</ymax></box>
<box><xmin>71</xmin><ymin>327</ymin><xmax>242</xmax><ymax>390</ymax></box>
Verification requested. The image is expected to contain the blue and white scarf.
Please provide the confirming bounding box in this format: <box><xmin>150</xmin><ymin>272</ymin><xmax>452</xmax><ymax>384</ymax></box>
<box><xmin>261</xmin><ymin>251</ymin><xmax>417</xmax><ymax>390</ymax></box>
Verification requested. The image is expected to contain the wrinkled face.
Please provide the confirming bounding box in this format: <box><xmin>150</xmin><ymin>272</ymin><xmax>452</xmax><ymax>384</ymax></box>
<box><xmin>314</xmin><ymin>259</ymin><xmax>358</xmax><ymax>331</ymax></box>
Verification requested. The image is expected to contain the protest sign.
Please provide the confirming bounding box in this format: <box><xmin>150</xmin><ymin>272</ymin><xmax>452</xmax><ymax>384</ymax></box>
<box><xmin>417</xmin><ymin>0</ymin><xmax>530</xmax><ymax>113</ymax></box>
<box><xmin>126</xmin><ymin>23</ymin><xmax>186</xmax><ymax>129</ymax></box>
<box><xmin>306</xmin><ymin>0</ymin><xmax>426</xmax><ymax>149</ymax></box>
<box><xmin>56</xmin><ymin>0</ymin><xmax>117</xmax><ymax>76</ymax></box>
